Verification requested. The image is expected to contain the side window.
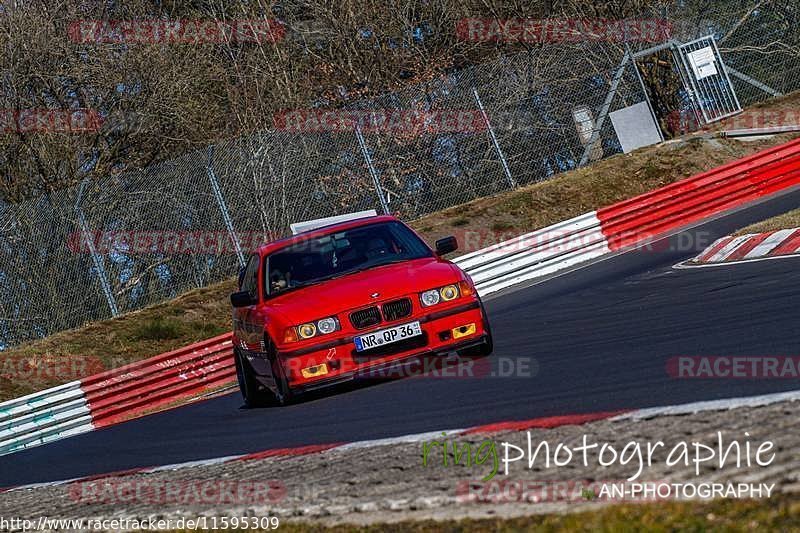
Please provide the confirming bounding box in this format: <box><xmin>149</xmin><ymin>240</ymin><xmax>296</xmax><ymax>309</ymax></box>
<box><xmin>241</xmin><ymin>254</ymin><xmax>260</xmax><ymax>301</ymax></box>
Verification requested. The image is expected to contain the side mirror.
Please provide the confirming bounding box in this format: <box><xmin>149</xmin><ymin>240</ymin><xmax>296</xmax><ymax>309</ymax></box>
<box><xmin>230</xmin><ymin>290</ymin><xmax>256</xmax><ymax>308</ymax></box>
<box><xmin>237</xmin><ymin>267</ymin><xmax>246</xmax><ymax>288</ymax></box>
<box><xmin>435</xmin><ymin>236</ymin><xmax>458</xmax><ymax>256</ymax></box>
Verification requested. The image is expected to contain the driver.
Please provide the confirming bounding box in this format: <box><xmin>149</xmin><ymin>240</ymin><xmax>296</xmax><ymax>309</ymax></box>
<box><xmin>270</xmin><ymin>268</ymin><xmax>289</xmax><ymax>292</ymax></box>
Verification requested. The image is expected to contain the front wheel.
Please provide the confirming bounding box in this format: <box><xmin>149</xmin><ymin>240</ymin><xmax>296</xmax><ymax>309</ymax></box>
<box><xmin>235</xmin><ymin>348</ymin><xmax>270</xmax><ymax>408</ymax></box>
<box><xmin>266</xmin><ymin>336</ymin><xmax>294</xmax><ymax>406</ymax></box>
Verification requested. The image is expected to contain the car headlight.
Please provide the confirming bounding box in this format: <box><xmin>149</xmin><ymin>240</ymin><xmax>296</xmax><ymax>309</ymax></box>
<box><xmin>420</xmin><ymin>284</ymin><xmax>462</xmax><ymax>307</ymax></box>
<box><xmin>317</xmin><ymin>317</ymin><xmax>338</xmax><ymax>335</ymax></box>
<box><xmin>298</xmin><ymin>323</ymin><xmax>317</xmax><ymax>339</ymax></box>
<box><xmin>440</xmin><ymin>284</ymin><xmax>459</xmax><ymax>301</ymax></box>
<box><xmin>420</xmin><ymin>289</ymin><xmax>440</xmax><ymax>307</ymax></box>
<box><xmin>288</xmin><ymin>316</ymin><xmax>341</xmax><ymax>342</ymax></box>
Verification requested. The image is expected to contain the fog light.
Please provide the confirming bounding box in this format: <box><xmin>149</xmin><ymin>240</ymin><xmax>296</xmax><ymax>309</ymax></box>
<box><xmin>452</xmin><ymin>323</ymin><xmax>476</xmax><ymax>339</ymax></box>
<box><xmin>301</xmin><ymin>363</ymin><xmax>329</xmax><ymax>378</ymax></box>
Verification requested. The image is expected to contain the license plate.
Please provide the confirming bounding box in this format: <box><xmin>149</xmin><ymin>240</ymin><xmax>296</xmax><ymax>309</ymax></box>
<box><xmin>354</xmin><ymin>321</ymin><xmax>422</xmax><ymax>352</ymax></box>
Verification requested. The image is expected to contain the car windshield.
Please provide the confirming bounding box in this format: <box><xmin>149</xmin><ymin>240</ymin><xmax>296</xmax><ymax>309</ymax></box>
<box><xmin>265</xmin><ymin>221</ymin><xmax>433</xmax><ymax>296</ymax></box>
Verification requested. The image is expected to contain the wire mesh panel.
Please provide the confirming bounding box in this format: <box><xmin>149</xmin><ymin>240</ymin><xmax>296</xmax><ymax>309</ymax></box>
<box><xmin>345</xmin><ymin>72</ymin><xmax>509</xmax><ymax>220</ymax></box>
<box><xmin>76</xmin><ymin>149</ymin><xmax>233</xmax><ymax>314</ymax></box>
<box><xmin>0</xmin><ymin>187</ymin><xmax>110</xmax><ymax>347</ymax></box>
<box><xmin>475</xmin><ymin>47</ymin><xmax>644</xmax><ymax>185</ymax></box>
<box><xmin>211</xmin><ymin>130</ymin><xmax>378</xmax><ymax>250</ymax></box>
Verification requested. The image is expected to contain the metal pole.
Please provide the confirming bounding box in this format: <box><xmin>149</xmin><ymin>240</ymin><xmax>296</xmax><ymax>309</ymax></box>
<box><xmin>472</xmin><ymin>86</ymin><xmax>516</xmax><ymax>188</ymax></box>
<box><xmin>579</xmin><ymin>52</ymin><xmax>630</xmax><ymax>167</ymax></box>
<box><xmin>355</xmin><ymin>124</ymin><xmax>390</xmax><ymax>214</ymax></box>
<box><xmin>626</xmin><ymin>43</ymin><xmax>665</xmax><ymax>143</ymax></box>
<box><xmin>206</xmin><ymin>146</ymin><xmax>245</xmax><ymax>267</ymax></box>
<box><xmin>75</xmin><ymin>181</ymin><xmax>119</xmax><ymax>317</ymax></box>
<box><xmin>726</xmin><ymin>66</ymin><xmax>782</xmax><ymax>97</ymax></box>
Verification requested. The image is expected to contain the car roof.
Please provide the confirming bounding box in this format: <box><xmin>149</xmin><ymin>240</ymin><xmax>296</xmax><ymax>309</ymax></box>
<box><xmin>254</xmin><ymin>215</ymin><xmax>401</xmax><ymax>256</ymax></box>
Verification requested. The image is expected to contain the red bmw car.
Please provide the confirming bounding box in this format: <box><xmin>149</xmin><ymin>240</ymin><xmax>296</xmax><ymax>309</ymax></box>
<box><xmin>230</xmin><ymin>214</ymin><xmax>493</xmax><ymax>406</ymax></box>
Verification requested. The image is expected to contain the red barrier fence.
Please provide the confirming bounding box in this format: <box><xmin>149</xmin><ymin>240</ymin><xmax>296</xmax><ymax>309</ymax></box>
<box><xmin>81</xmin><ymin>333</ymin><xmax>235</xmax><ymax>427</ymax></box>
<box><xmin>598</xmin><ymin>138</ymin><xmax>800</xmax><ymax>250</ymax></box>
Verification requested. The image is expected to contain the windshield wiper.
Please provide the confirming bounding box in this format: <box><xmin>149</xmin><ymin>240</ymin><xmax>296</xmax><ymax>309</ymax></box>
<box><xmin>323</xmin><ymin>258</ymin><xmax>410</xmax><ymax>281</ymax></box>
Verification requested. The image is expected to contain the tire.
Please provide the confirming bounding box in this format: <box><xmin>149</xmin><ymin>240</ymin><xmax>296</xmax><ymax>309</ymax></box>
<box><xmin>265</xmin><ymin>336</ymin><xmax>294</xmax><ymax>406</ymax></box>
<box><xmin>235</xmin><ymin>348</ymin><xmax>270</xmax><ymax>408</ymax></box>
<box><xmin>458</xmin><ymin>298</ymin><xmax>494</xmax><ymax>358</ymax></box>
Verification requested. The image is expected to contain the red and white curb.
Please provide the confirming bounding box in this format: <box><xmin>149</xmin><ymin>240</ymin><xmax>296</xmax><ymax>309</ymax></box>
<box><xmin>681</xmin><ymin>227</ymin><xmax>800</xmax><ymax>267</ymax></box>
<box><xmin>4</xmin><ymin>389</ymin><xmax>799</xmax><ymax>495</ymax></box>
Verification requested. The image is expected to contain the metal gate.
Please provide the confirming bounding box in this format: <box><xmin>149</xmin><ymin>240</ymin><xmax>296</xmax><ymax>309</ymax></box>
<box><xmin>674</xmin><ymin>35</ymin><xmax>742</xmax><ymax>124</ymax></box>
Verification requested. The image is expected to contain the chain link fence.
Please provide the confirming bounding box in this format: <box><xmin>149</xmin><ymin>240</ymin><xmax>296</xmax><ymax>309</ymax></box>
<box><xmin>1</xmin><ymin>1</ymin><xmax>799</xmax><ymax>348</ymax></box>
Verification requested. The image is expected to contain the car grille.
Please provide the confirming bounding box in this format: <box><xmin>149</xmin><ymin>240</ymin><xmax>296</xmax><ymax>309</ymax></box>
<box><xmin>350</xmin><ymin>306</ymin><xmax>382</xmax><ymax>329</ymax></box>
<box><xmin>382</xmin><ymin>298</ymin><xmax>412</xmax><ymax>322</ymax></box>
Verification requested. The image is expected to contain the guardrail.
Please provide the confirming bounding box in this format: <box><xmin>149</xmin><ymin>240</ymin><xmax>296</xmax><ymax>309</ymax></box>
<box><xmin>2</xmin><ymin>136</ymin><xmax>800</xmax><ymax>455</ymax></box>
<box><xmin>0</xmin><ymin>334</ymin><xmax>234</xmax><ymax>456</ymax></box>
<box><xmin>456</xmin><ymin>137</ymin><xmax>800</xmax><ymax>294</ymax></box>
<box><xmin>453</xmin><ymin>211</ymin><xmax>610</xmax><ymax>295</ymax></box>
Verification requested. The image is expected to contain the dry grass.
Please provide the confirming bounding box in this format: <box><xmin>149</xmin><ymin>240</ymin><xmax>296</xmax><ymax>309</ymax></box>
<box><xmin>168</xmin><ymin>492</ymin><xmax>800</xmax><ymax>532</ymax></box>
<box><xmin>3</xmin><ymin>91</ymin><xmax>800</xmax><ymax>401</ymax></box>
<box><xmin>735</xmin><ymin>207</ymin><xmax>800</xmax><ymax>236</ymax></box>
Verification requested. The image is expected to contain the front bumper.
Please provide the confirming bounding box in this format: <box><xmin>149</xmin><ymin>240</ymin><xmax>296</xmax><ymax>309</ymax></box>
<box><xmin>270</xmin><ymin>299</ymin><xmax>487</xmax><ymax>391</ymax></box>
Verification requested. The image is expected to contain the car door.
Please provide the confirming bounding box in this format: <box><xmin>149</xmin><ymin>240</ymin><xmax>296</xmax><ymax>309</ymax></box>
<box><xmin>233</xmin><ymin>253</ymin><xmax>262</xmax><ymax>352</ymax></box>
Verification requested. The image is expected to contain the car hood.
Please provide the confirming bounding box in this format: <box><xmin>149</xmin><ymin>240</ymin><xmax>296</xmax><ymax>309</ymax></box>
<box><xmin>266</xmin><ymin>257</ymin><xmax>461</xmax><ymax>324</ymax></box>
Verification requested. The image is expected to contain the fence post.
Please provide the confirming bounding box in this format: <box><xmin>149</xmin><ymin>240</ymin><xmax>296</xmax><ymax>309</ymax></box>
<box><xmin>355</xmin><ymin>124</ymin><xmax>390</xmax><ymax>214</ymax></box>
<box><xmin>75</xmin><ymin>181</ymin><xmax>119</xmax><ymax>317</ymax></box>
<box><xmin>579</xmin><ymin>52</ymin><xmax>630</xmax><ymax>167</ymax></box>
<box><xmin>472</xmin><ymin>86</ymin><xmax>516</xmax><ymax>189</ymax></box>
<box><xmin>627</xmin><ymin>43</ymin><xmax>664</xmax><ymax>144</ymax></box>
<box><xmin>206</xmin><ymin>146</ymin><xmax>245</xmax><ymax>268</ymax></box>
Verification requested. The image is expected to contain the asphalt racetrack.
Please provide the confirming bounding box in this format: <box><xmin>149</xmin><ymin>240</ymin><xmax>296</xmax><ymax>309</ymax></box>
<box><xmin>3</xmin><ymin>189</ymin><xmax>800</xmax><ymax>487</ymax></box>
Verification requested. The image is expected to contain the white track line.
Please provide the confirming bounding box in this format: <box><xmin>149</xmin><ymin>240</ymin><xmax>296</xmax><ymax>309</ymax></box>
<box><xmin>612</xmin><ymin>389</ymin><xmax>800</xmax><ymax>421</ymax></box>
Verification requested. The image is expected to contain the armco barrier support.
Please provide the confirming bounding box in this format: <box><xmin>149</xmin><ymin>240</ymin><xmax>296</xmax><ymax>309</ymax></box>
<box><xmin>2</xmin><ymin>136</ymin><xmax>800</xmax><ymax>455</ymax></box>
